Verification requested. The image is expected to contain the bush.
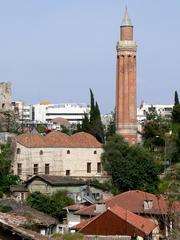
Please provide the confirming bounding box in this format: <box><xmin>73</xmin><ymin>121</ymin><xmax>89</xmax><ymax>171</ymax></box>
<box><xmin>0</xmin><ymin>204</ymin><xmax>12</xmax><ymax>212</ymax></box>
<box><xmin>51</xmin><ymin>233</ymin><xmax>84</xmax><ymax>240</ymax></box>
<box><xmin>27</xmin><ymin>191</ymin><xmax>74</xmax><ymax>221</ymax></box>
<box><xmin>0</xmin><ymin>191</ymin><xmax>3</xmax><ymax>198</ymax></box>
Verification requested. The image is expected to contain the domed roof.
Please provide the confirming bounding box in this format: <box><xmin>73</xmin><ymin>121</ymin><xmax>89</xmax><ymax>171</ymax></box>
<box><xmin>52</xmin><ymin>117</ymin><xmax>70</xmax><ymax>127</ymax></box>
<box><xmin>16</xmin><ymin>133</ymin><xmax>45</xmax><ymax>148</ymax></box>
<box><xmin>45</xmin><ymin>131</ymin><xmax>71</xmax><ymax>147</ymax></box>
<box><xmin>71</xmin><ymin>132</ymin><xmax>102</xmax><ymax>148</ymax></box>
<box><xmin>16</xmin><ymin>131</ymin><xmax>102</xmax><ymax>148</ymax></box>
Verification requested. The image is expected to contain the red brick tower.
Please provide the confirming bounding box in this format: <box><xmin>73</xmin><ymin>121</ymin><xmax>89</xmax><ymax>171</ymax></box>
<box><xmin>116</xmin><ymin>8</ymin><xmax>137</xmax><ymax>144</ymax></box>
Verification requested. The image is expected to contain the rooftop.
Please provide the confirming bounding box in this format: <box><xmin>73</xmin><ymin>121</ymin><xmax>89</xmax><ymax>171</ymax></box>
<box><xmin>75</xmin><ymin>190</ymin><xmax>180</xmax><ymax>216</ymax></box>
<box><xmin>16</xmin><ymin>131</ymin><xmax>102</xmax><ymax>148</ymax></box>
<box><xmin>77</xmin><ymin>206</ymin><xmax>156</xmax><ymax>237</ymax></box>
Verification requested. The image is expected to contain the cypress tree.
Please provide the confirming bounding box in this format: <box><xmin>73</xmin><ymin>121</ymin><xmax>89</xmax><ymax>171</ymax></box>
<box><xmin>81</xmin><ymin>89</ymin><xmax>104</xmax><ymax>143</ymax></box>
<box><xmin>82</xmin><ymin>113</ymin><xmax>90</xmax><ymax>132</ymax></box>
<box><xmin>172</xmin><ymin>91</ymin><xmax>180</xmax><ymax>123</ymax></box>
<box><xmin>174</xmin><ymin>91</ymin><xmax>179</xmax><ymax>105</ymax></box>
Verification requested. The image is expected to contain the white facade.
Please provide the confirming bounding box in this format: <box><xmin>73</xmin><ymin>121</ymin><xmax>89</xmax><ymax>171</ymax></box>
<box><xmin>32</xmin><ymin>103</ymin><xmax>90</xmax><ymax>124</ymax></box>
<box><xmin>137</xmin><ymin>104</ymin><xmax>173</xmax><ymax>123</ymax></box>
<box><xmin>12</xmin><ymin>101</ymin><xmax>32</xmax><ymax>123</ymax></box>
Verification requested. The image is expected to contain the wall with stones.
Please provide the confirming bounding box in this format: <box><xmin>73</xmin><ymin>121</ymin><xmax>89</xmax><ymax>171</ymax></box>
<box><xmin>0</xmin><ymin>82</ymin><xmax>12</xmax><ymax>111</ymax></box>
<box><xmin>13</xmin><ymin>143</ymin><xmax>103</xmax><ymax>181</ymax></box>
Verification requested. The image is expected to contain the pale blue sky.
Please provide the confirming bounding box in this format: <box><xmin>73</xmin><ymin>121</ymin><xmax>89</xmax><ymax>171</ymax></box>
<box><xmin>0</xmin><ymin>0</ymin><xmax>179</xmax><ymax>113</ymax></box>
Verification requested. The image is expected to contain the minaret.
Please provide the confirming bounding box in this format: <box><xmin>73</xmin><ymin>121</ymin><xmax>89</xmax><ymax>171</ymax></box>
<box><xmin>115</xmin><ymin>8</ymin><xmax>137</xmax><ymax>144</ymax></box>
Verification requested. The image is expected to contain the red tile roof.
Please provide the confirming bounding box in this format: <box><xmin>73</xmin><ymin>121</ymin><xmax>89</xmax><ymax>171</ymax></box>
<box><xmin>75</xmin><ymin>190</ymin><xmax>180</xmax><ymax>216</ymax></box>
<box><xmin>71</xmin><ymin>132</ymin><xmax>102</xmax><ymax>148</ymax></box>
<box><xmin>16</xmin><ymin>131</ymin><xmax>102</xmax><ymax>148</ymax></box>
<box><xmin>78</xmin><ymin>206</ymin><xmax>156</xmax><ymax>237</ymax></box>
<box><xmin>64</xmin><ymin>204</ymin><xmax>88</xmax><ymax>212</ymax></box>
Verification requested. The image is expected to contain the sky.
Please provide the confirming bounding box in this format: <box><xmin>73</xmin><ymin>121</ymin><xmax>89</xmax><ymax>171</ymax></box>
<box><xmin>0</xmin><ymin>0</ymin><xmax>180</xmax><ymax>113</ymax></box>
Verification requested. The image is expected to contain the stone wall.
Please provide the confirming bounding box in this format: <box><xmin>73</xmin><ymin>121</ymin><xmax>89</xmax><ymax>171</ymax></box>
<box><xmin>0</xmin><ymin>82</ymin><xmax>12</xmax><ymax>111</ymax></box>
<box><xmin>13</xmin><ymin>143</ymin><xmax>104</xmax><ymax>181</ymax></box>
<box><xmin>85</xmin><ymin>236</ymin><xmax>131</xmax><ymax>240</ymax></box>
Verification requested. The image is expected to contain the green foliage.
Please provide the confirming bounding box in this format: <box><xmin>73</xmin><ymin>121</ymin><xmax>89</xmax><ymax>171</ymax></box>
<box><xmin>102</xmin><ymin>134</ymin><xmax>160</xmax><ymax>193</ymax></box>
<box><xmin>0</xmin><ymin>191</ymin><xmax>3</xmax><ymax>198</ymax></box>
<box><xmin>172</xmin><ymin>104</ymin><xmax>180</xmax><ymax>124</ymax></box>
<box><xmin>22</xmin><ymin>223</ymin><xmax>38</xmax><ymax>231</ymax></box>
<box><xmin>159</xmin><ymin>164</ymin><xmax>180</xmax><ymax>201</ymax></box>
<box><xmin>105</xmin><ymin>111</ymin><xmax>116</xmax><ymax>139</ymax></box>
<box><xmin>81</xmin><ymin>89</ymin><xmax>104</xmax><ymax>143</ymax></box>
<box><xmin>0</xmin><ymin>175</ymin><xmax>20</xmax><ymax>193</ymax></box>
<box><xmin>174</xmin><ymin>91</ymin><xmax>179</xmax><ymax>106</ymax></box>
<box><xmin>88</xmin><ymin>179</ymin><xmax>118</xmax><ymax>194</ymax></box>
<box><xmin>27</xmin><ymin>191</ymin><xmax>74</xmax><ymax>221</ymax></box>
<box><xmin>51</xmin><ymin>232</ymin><xmax>84</xmax><ymax>240</ymax></box>
<box><xmin>0</xmin><ymin>204</ymin><xmax>12</xmax><ymax>212</ymax></box>
<box><xmin>143</xmin><ymin>109</ymin><xmax>170</xmax><ymax>151</ymax></box>
<box><xmin>36</xmin><ymin>124</ymin><xmax>47</xmax><ymax>134</ymax></box>
<box><xmin>0</xmin><ymin>144</ymin><xmax>20</xmax><ymax>193</ymax></box>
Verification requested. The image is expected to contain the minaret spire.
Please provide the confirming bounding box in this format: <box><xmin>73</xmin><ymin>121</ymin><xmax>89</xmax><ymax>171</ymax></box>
<box><xmin>115</xmin><ymin>8</ymin><xmax>137</xmax><ymax>144</ymax></box>
<box><xmin>121</xmin><ymin>7</ymin><xmax>133</xmax><ymax>27</ymax></box>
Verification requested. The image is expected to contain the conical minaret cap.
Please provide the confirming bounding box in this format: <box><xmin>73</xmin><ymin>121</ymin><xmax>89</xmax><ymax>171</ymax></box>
<box><xmin>121</xmin><ymin>7</ymin><xmax>133</xmax><ymax>27</ymax></box>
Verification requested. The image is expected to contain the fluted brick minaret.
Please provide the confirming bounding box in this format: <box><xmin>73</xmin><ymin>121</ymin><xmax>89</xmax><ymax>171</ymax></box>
<box><xmin>115</xmin><ymin>8</ymin><xmax>137</xmax><ymax>144</ymax></box>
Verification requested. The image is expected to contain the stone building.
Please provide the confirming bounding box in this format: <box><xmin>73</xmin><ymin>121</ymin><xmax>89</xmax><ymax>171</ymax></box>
<box><xmin>115</xmin><ymin>8</ymin><xmax>137</xmax><ymax>144</ymax></box>
<box><xmin>0</xmin><ymin>82</ymin><xmax>12</xmax><ymax>111</ymax></box>
<box><xmin>13</xmin><ymin>131</ymin><xmax>104</xmax><ymax>181</ymax></box>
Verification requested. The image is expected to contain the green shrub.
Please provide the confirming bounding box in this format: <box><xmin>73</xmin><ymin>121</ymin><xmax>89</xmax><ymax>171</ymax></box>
<box><xmin>0</xmin><ymin>191</ymin><xmax>3</xmax><ymax>198</ymax></box>
<box><xmin>51</xmin><ymin>232</ymin><xmax>84</xmax><ymax>240</ymax></box>
<box><xmin>0</xmin><ymin>204</ymin><xmax>12</xmax><ymax>212</ymax></box>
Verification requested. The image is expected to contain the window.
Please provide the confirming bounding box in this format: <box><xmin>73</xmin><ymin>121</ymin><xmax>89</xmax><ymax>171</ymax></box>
<box><xmin>2</xmin><ymin>103</ymin><xmax>5</xmax><ymax>109</ymax></box>
<box><xmin>97</xmin><ymin>162</ymin><xmax>101</xmax><ymax>173</ymax></box>
<box><xmin>87</xmin><ymin>162</ymin><xmax>91</xmax><ymax>173</ymax></box>
<box><xmin>40</xmin><ymin>150</ymin><xmax>43</xmax><ymax>155</ymax></box>
<box><xmin>34</xmin><ymin>164</ymin><xmax>38</xmax><ymax>175</ymax></box>
<box><xmin>66</xmin><ymin>170</ymin><xmax>70</xmax><ymax>176</ymax></box>
<box><xmin>17</xmin><ymin>163</ymin><xmax>22</xmax><ymax>175</ymax></box>
<box><xmin>17</xmin><ymin>148</ymin><xmax>21</xmax><ymax>154</ymax></box>
<box><xmin>144</xmin><ymin>200</ymin><xmax>153</xmax><ymax>210</ymax></box>
<box><xmin>45</xmin><ymin>164</ymin><xmax>49</xmax><ymax>175</ymax></box>
<box><xmin>67</xmin><ymin>150</ymin><xmax>70</xmax><ymax>154</ymax></box>
<box><xmin>94</xmin><ymin>150</ymin><xmax>97</xmax><ymax>154</ymax></box>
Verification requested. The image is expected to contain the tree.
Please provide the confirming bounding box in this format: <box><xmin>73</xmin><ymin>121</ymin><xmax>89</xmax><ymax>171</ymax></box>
<box><xmin>174</xmin><ymin>91</ymin><xmax>179</xmax><ymax>106</ymax></box>
<box><xmin>0</xmin><ymin>144</ymin><xmax>20</xmax><ymax>193</ymax></box>
<box><xmin>27</xmin><ymin>191</ymin><xmax>74</xmax><ymax>221</ymax></box>
<box><xmin>36</xmin><ymin>124</ymin><xmax>47</xmax><ymax>134</ymax></box>
<box><xmin>81</xmin><ymin>89</ymin><xmax>104</xmax><ymax>143</ymax></box>
<box><xmin>142</xmin><ymin>105</ymin><xmax>171</xmax><ymax>169</ymax></box>
<box><xmin>105</xmin><ymin>111</ymin><xmax>116</xmax><ymax>140</ymax></box>
<box><xmin>102</xmin><ymin>134</ymin><xmax>160</xmax><ymax>193</ymax></box>
<box><xmin>172</xmin><ymin>104</ymin><xmax>180</xmax><ymax>124</ymax></box>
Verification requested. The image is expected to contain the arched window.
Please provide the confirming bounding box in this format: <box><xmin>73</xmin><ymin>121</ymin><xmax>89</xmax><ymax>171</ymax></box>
<box><xmin>94</xmin><ymin>150</ymin><xmax>97</xmax><ymax>154</ymax></box>
<box><xmin>67</xmin><ymin>150</ymin><xmax>70</xmax><ymax>154</ymax></box>
<box><xmin>17</xmin><ymin>148</ymin><xmax>21</xmax><ymax>154</ymax></box>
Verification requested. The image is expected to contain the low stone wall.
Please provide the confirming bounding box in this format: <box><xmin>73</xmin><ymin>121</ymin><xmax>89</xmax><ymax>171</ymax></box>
<box><xmin>85</xmin><ymin>236</ymin><xmax>131</xmax><ymax>240</ymax></box>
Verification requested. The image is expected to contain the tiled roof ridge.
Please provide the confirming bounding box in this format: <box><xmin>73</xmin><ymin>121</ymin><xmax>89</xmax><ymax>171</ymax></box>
<box><xmin>110</xmin><ymin>205</ymin><xmax>156</xmax><ymax>235</ymax></box>
<box><xmin>75</xmin><ymin>190</ymin><xmax>171</xmax><ymax>216</ymax></box>
<box><xmin>16</xmin><ymin>131</ymin><xmax>102</xmax><ymax>148</ymax></box>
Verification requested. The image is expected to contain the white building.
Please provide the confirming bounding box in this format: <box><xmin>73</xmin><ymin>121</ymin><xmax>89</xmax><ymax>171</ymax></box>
<box><xmin>12</xmin><ymin>101</ymin><xmax>32</xmax><ymax>123</ymax></box>
<box><xmin>137</xmin><ymin>104</ymin><xmax>173</xmax><ymax>123</ymax></box>
<box><xmin>32</xmin><ymin>102</ymin><xmax>90</xmax><ymax>125</ymax></box>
